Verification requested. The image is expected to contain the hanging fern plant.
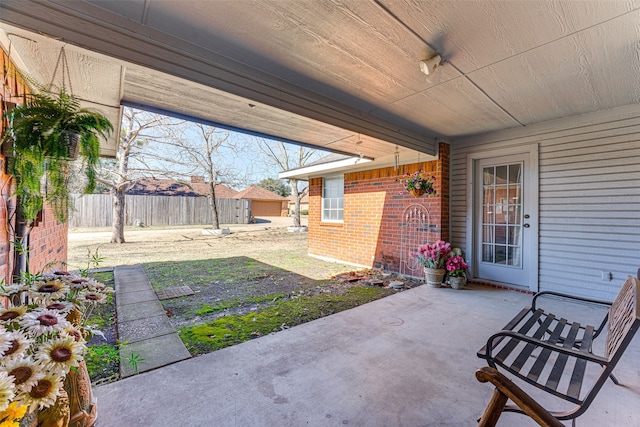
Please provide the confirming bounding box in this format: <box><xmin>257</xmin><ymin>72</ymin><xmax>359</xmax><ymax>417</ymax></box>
<box><xmin>2</xmin><ymin>89</ymin><xmax>113</xmax><ymax>223</ymax></box>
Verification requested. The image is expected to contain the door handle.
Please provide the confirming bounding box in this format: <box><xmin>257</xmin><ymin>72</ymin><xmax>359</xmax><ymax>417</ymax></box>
<box><xmin>523</xmin><ymin>224</ymin><xmax>530</xmax><ymax>228</ymax></box>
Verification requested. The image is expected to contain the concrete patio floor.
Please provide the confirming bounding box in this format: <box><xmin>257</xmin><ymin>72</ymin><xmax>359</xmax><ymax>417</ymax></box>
<box><xmin>94</xmin><ymin>283</ymin><xmax>640</xmax><ymax>426</ymax></box>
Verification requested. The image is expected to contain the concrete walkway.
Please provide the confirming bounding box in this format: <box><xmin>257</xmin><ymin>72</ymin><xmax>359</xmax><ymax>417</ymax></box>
<box><xmin>95</xmin><ymin>283</ymin><xmax>640</xmax><ymax>426</ymax></box>
<box><xmin>113</xmin><ymin>265</ymin><xmax>191</xmax><ymax>377</ymax></box>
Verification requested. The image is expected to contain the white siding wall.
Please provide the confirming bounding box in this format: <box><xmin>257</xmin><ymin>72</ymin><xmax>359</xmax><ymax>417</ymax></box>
<box><xmin>451</xmin><ymin>104</ymin><xmax>640</xmax><ymax>300</ymax></box>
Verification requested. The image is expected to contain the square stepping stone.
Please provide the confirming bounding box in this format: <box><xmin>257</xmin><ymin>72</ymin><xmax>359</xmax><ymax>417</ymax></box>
<box><xmin>156</xmin><ymin>286</ymin><xmax>195</xmax><ymax>300</ymax></box>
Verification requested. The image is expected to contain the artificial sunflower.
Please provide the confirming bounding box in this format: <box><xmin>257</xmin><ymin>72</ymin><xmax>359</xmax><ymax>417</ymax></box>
<box><xmin>60</xmin><ymin>325</ymin><xmax>86</xmax><ymax>344</ymax></box>
<box><xmin>77</xmin><ymin>290</ymin><xmax>107</xmax><ymax>305</ymax></box>
<box><xmin>28</xmin><ymin>280</ymin><xmax>69</xmax><ymax>304</ymax></box>
<box><xmin>0</xmin><ymin>306</ymin><xmax>28</xmax><ymax>323</ymax></box>
<box><xmin>0</xmin><ymin>372</ymin><xmax>15</xmax><ymax>412</ymax></box>
<box><xmin>44</xmin><ymin>301</ymin><xmax>75</xmax><ymax>315</ymax></box>
<box><xmin>36</xmin><ymin>336</ymin><xmax>84</xmax><ymax>375</ymax></box>
<box><xmin>19</xmin><ymin>310</ymin><xmax>70</xmax><ymax>337</ymax></box>
<box><xmin>17</xmin><ymin>374</ymin><xmax>62</xmax><ymax>411</ymax></box>
<box><xmin>0</xmin><ymin>331</ymin><xmax>32</xmax><ymax>361</ymax></box>
<box><xmin>4</xmin><ymin>357</ymin><xmax>45</xmax><ymax>392</ymax></box>
<box><xmin>0</xmin><ymin>284</ymin><xmax>27</xmax><ymax>298</ymax></box>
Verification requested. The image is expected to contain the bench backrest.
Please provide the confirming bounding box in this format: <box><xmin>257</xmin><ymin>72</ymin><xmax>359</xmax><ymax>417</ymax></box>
<box><xmin>605</xmin><ymin>276</ymin><xmax>640</xmax><ymax>361</ymax></box>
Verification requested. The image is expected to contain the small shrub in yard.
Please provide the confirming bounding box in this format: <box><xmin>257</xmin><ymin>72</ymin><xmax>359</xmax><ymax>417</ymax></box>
<box><xmin>179</xmin><ymin>286</ymin><xmax>394</xmax><ymax>356</ymax></box>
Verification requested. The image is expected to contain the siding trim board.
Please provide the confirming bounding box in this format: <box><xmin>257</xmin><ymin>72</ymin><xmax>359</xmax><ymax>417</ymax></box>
<box><xmin>452</xmin><ymin>103</ymin><xmax>640</xmax><ymax>300</ymax></box>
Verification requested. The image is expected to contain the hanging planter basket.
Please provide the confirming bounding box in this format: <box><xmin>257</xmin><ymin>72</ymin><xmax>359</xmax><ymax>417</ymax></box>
<box><xmin>63</xmin><ymin>131</ymin><xmax>81</xmax><ymax>160</ymax></box>
<box><xmin>409</xmin><ymin>188</ymin><xmax>426</xmax><ymax>197</ymax></box>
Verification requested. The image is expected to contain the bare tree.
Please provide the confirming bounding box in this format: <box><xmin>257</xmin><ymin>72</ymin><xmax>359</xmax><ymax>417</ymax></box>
<box><xmin>255</xmin><ymin>139</ymin><xmax>317</xmax><ymax>228</ymax></box>
<box><xmin>160</xmin><ymin>123</ymin><xmax>237</xmax><ymax>230</ymax></box>
<box><xmin>96</xmin><ymin>107</ymin><xmax>182</xmax><ymax>243</ymax></box>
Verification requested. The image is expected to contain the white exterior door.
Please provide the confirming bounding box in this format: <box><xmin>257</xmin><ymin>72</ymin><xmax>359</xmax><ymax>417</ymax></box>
<box><xmin>474</xmin><ymin>153</ymin><xmax>536</xmax><ymax>289</ymax></box>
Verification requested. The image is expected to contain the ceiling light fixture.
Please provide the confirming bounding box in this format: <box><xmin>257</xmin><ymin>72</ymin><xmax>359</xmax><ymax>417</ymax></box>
<box><xmin>420</xmin><ymin>54</ymin><xmax>443</xmax><ymax>84</ymax></box>
<box><xmin>420</xmin><ymin>54</ymin><xmax>441</xmax><ymax>76</ymax></box>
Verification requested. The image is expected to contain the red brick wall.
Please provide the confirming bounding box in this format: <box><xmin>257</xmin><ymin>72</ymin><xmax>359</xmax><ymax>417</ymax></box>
<box><xmin>28</xmin><ymin>208</ymin><xmax>68</xmax><ymax>274</ymax></box>
<box><xmin>1</xmin><ymin>49</ymin><xmax>69</xmax><ymax>282</ymax></box>
<box><xmin>308</xmin><ymin>143</ymin><xmax>450</xmax><ymax>272</ymax></box>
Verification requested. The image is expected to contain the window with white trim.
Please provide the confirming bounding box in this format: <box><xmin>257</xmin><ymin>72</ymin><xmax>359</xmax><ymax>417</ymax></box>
<box><xmin>322</xmin><ymin>176</ymin><xmax>344</xmax><ymax>222</ymax></box>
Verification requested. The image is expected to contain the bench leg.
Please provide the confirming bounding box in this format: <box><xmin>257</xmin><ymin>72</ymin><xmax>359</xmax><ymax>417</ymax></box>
<box><xmin>609</xmin><ymin>373</ymin><xmax>620</xmax><ymax>385</ymax></box>
<box><xmin>477</xmin><ymin>389</ymin><xmax>509</xmax><ymax>427</ymax></box>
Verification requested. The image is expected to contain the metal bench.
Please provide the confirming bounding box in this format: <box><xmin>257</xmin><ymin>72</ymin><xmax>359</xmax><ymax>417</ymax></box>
<box><xmin>477</xmin><ymin>275</ymin><xmax>640</xmax><ymax>425</ymax></box>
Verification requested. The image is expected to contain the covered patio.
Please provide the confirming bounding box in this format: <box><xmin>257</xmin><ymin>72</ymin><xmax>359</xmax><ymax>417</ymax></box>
<box><xmin>1</xmin><ymin>2</ymin><xmax>639</xmax><ymax>425</ymax></box>
<box><xmin>94</xmin><ymin>283</ymin><xmax>640</xmax><ymax>426</ymax></box>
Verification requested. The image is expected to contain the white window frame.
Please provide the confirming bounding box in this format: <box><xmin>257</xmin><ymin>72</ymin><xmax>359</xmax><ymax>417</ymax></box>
<box><xmin>322</xmin><ymin>175</ymin><xmax>344</xmax><ymax>222</ymax></box>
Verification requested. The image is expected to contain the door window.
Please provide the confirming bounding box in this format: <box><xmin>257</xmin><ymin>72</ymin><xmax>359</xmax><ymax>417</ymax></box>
<box><xmin>481</xmin><ymin>163</ymin><xmax>522</xmax><ymax>268</ymax></box>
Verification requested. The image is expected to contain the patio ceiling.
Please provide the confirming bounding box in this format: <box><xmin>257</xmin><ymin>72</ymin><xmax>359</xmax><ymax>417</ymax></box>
<box><xmin>1</xmin><ymin>1</ymin><xmax>639</xmax><ymax>160</ymax></box>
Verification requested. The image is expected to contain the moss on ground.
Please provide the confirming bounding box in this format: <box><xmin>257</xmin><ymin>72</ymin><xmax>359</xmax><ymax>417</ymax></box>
<box><xmin>194</xmin><ymin>293</ymin><xmax>285</xmax><ymax>316</ymax></box>
<box><xmin>179</xmin><ymin>286</ymin><xmax>395</xmax><ymax>356</ymax></box>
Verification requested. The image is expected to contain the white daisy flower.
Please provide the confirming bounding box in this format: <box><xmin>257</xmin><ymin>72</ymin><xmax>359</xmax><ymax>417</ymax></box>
<box><xmin>18</xmin><ymin>373</ymin><xmax>63</xmax><ymax>411</ymax></box>
<box><xmin>0</xmin><ymin>370</ymin><xmax>16</xmax><ymax>412</ymax></box>
<box><xmin>36</xmin><ymin>335</ymin><xmax>84</xmax><ymax>375</ymax></box>
<box><xmin>4</xmin><ymin>357</ymin><xmax>45</xmax><ymax>392</ymax></box>
<box><xmin>19</xmin><ymin>309</ymin><xmax>70</xmax><ymax>337</ymax></box>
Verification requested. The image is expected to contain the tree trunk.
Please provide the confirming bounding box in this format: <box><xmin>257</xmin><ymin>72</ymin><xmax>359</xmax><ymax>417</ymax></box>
<box><xmin>208</xmin><ymin>182</ymin><xmax>220</xmax><ymax>229</ymax></box>
<box><xmin>111</xmin><ymin>188</ymin><xmax>126</xmax><ymax>243</ymax></box>
<box><xmin>290</xmin><ymin>179</ymin><xmax>301</xmax><ymax>228</ymax></box>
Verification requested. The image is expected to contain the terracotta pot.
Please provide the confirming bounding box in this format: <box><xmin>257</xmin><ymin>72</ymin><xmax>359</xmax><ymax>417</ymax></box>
<box><xmin>409</xmin><ymin>188</ymin><xmax>426</xmax><ymax>197</ymax></box>
<box><xmin>424</xmin><ymin>268</ymin><xmax>445</xmax><ymax>287</ymax></box>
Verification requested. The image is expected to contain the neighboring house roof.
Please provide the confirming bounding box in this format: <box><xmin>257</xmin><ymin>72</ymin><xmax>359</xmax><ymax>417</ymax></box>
<box><xmin>126</xmin><ymin>178</ymin><xmax>238</xmax><ymax>198</ymax></box>
<box><xmin>233</xmin><ymin>186</ymin><xmax>289</xmax><ymax>201</ymax></box>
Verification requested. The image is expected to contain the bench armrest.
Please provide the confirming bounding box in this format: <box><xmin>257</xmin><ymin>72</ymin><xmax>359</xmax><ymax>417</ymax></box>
<box><xmin>484</xmin><ymin>330</ymin><xmax>608</xmax><ymax>365</ymax></box>
<box><xmin>531</xmin><ymin>291</ymin><xmax>613</xmax><ymax>311</ymax></box>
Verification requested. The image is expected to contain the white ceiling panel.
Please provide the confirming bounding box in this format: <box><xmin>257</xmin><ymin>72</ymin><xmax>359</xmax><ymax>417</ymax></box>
<box><xmin>469</xmin><ymin>10</ymin><xmax>640</xmax><ymax>126</ymax></box>
<box><xmin>1</xmin><ymin>0</ymin><xmax>639</xmax><ymax>159</ymax></box>
<box><xmin>378</xmin><ymin>76</ymin><xmax>520</xmax><ymax>137</ymax></box>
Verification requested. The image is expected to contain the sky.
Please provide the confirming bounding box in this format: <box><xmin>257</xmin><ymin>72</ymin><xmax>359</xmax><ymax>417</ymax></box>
<box><xmin>127</xmin><ymin>107</ymin><xmax>329</xmax><ymax>189</ymax></box>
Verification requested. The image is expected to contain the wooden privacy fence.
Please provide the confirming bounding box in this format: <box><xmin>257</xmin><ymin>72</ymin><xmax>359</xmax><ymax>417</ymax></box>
<box><xmin>69</xmin><ymin>194</ymin><xmax>251</xmax><ymax>228</ymax></box>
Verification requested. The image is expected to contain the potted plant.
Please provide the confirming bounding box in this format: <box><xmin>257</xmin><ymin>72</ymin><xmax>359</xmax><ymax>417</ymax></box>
<box><xmin>2</xmin><ymin>87</ymin><xmax>112</xmax><ymax>282</ymax></box>
<box><xmin>401</xmin><ymin>170</ymin><xmax>437</xmax><ymax>197</ymax></box>
<box><xmin>2</xmin><ymin>88</ymin><xmax>112</xmax><ymax>224</ymax></box>
<box><xmin>446</xmin><ymin>252</ymin><xmax>468</xmax><ymax>289</ymax></box>
<box><xmin>412</xmin><ymin>240</ymin><xmax>451</xmax><ymax>287</ymax></box>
